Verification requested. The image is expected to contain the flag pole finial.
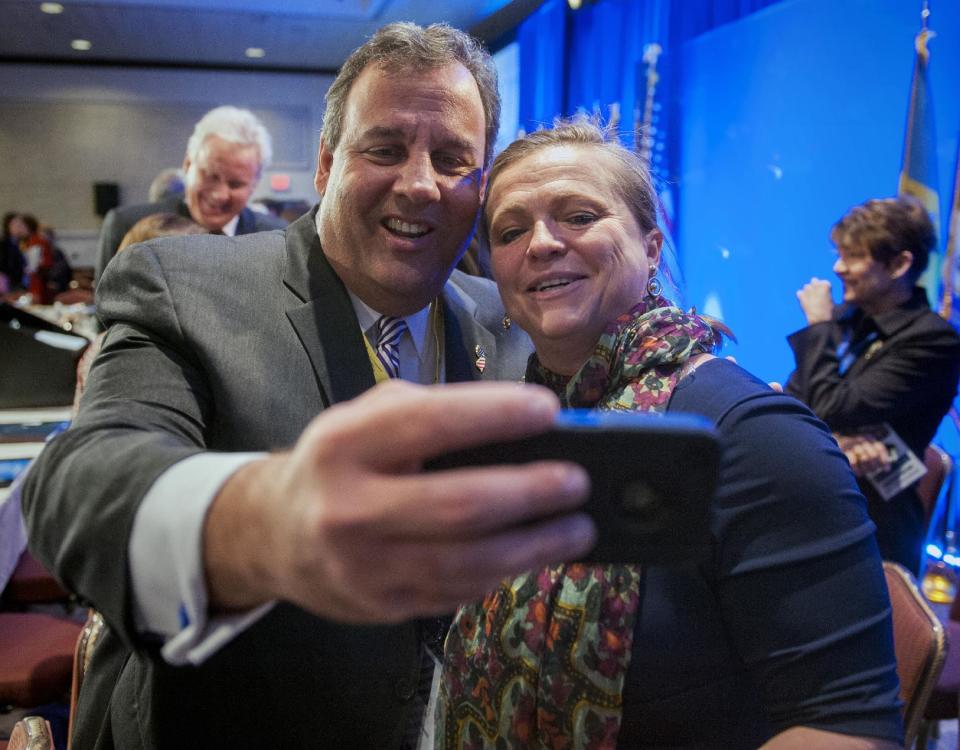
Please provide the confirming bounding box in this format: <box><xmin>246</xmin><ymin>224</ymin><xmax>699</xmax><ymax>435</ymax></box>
<box><xmin>916</xmin><ymin>1</ymin><xmax>934</xmax><ymax>62</ymax></box>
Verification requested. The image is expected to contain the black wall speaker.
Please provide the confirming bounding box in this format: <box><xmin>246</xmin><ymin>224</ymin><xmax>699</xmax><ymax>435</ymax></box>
<box><xmin>93</xmin><ymin>182</ymin><xmax>120</xmax><ymax>217</ymax></box>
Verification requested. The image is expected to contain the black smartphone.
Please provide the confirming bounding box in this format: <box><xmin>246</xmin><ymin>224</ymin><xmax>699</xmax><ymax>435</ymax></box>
<box><xmin>425</xmin><ymin>410</ymin><xmax>720</xmax><ymax>564</ymax></box>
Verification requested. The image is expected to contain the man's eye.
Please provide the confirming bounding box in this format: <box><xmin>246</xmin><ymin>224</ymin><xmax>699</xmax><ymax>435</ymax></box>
<box><xmin>568</xmin><ymin>212</ymin><xmax>597</xmax><ymax>226</ymax></box>
<box><xmin>434</xmin><ymin>153</ymin><xmax>465</xmax><ymax>172</ymax></box>
<box><xmin>368</xmin><ymin>147</ymin><xmax>401</xmax><ymax>160</ymax></box>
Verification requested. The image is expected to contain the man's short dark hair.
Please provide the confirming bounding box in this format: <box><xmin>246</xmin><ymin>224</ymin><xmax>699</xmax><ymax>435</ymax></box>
<box><xmin>321</xmin><ymin>22</ymin><xmax>500</xmax><ymax>168</ymax></box>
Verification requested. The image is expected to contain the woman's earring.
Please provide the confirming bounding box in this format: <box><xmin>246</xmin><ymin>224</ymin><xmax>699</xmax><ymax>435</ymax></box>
<box><xmin>646</xmin><ymin>265</ymin><xmax>663</xmax><ymax>298</ymax></box>
<box><xmin>502</xmin><ymin>316</ymin><xmax>512</xmax><ymax>330</ymax></box>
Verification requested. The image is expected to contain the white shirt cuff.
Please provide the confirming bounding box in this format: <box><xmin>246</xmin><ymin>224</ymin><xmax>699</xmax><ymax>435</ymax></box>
<box><xmin>129</xmin><ymin>451</ymin><xmax>275</xmax><ymax>665</ymax></box>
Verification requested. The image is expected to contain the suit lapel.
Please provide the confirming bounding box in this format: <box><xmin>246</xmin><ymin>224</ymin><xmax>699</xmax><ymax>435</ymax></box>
<box><xmin>283</xmin><ymin>209</ymin><xmax>375</xmax><ymax>405</ymax></box>
<box><xmin>235</xmin><ymin>207</ymin><xmax>254</xmax><ymax>235</ymax></box>
<box><xmin>442</xmin><ymin>292</ymin><xmax>496</xmax><ymax>383</ymax></box>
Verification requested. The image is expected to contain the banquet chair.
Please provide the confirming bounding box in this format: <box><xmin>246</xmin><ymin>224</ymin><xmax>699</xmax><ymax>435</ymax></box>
<box><xmin>66</xmin><ymin>610</ymin><xmax>104</xmax><ymax>750</ymax></box>
<box><xmin>4</xmin><ymin>551</ymin><xmax>71</xmax><ymax>606</ymax></box>
<box><xmin>917</xmin><ymin>445</ymin><xmax>952</xmax><ymax>523</ymax></box>
<box><xmin>0</xmin><ymin>613</ymin><xmax>82</xmax><ymax>709</ymax></box>
<box><xmin>883</xmin><ymin>561</ymin><xmax>948</xmax><ymax>746</ymax></box>
<box><xmin>917</xmin><ymin>585</ymin><xmax>960</xmax><ymax>748</ymax></box>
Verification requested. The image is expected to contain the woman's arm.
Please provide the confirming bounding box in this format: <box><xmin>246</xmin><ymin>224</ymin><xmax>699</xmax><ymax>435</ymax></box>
<box><xmin>699</xmin><ymin>367</ymin><xmax>903</xmax><ymax>743</ymax></box>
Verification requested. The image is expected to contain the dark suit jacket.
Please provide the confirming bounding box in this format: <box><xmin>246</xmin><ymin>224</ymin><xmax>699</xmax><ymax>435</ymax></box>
<box><xmin>785</xmin><ymin>287</ymin><xmax>960</xmax><ymax>571</ymax></box>
<box><xmin>93</xmin><ymin>195</ymin><xmax>286</xmax><ymax>283</ymax></box>
<box><xmin>23</xmin><ymin>209</ymin><xmax>532</xmax><ymax>749</ymax></box>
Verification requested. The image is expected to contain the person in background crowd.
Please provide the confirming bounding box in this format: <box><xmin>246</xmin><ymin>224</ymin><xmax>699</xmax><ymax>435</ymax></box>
<box><xmin>0</xmin><ymin>212</ymin><xmax>27</xmax><ymax>293</ymax></box>
<box><xmin>40</xmin><ymin>223</ymin><xmax>73</xmax><ymax>296</ymax></box>
<box><xmin>94</xmin><ymin>105</ymin><xmax>286</xmax><ymax>283</ymax></box>
<box><xmin>11</xmin><ymin>213</ymin><xmax>56</xmax><ymax>304</ymax></box>
<box><xmin>786</xmin><ymin>197</ymin><xmax>960</xmax><ymax>575</ymax></box>
<box><xmin>257</xmin><ymin>198</ymin><xmax>313</xmax><ymax>224</ymax></box>
<box><xmin>437</xmin><ymin>119</ymin><xmax>902</xmax><ymax>749</ymax></box>
<box><xmin>147</xmin><ymin>167</ymin><xmax>186</xmax><ymax>204</ymax></box>
<box><xmin>23</xmin><ymin>23</ymin><xmax>592</xmax><ymax>750</ymax></box>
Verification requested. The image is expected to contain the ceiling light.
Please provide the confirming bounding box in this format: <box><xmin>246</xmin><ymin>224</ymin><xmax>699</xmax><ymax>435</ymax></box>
<box><xmin>71</xmin><ymin>39</ymin><xmax>91</xmax><ymax>51</ymax></box>
<box><xmin>245</xmin><ymin>47</ymin><xmax>266</xmax><ymax>59</ymax></box>
<box><xmin>40</xmin><ymin>2</ymin><xmax>64</xmax><ymax>13</ymax></box>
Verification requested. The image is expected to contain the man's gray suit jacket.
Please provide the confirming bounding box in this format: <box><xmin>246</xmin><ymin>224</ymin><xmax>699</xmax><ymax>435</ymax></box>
<box><xmin>23</xmin><ymin>209</ymin><xmax>532</xmax><ymax>749</ymax></box>
<box><xmin>93</xmin><ymin>194</ymin><xmax>287</xmax><ymax>283</ymax></box>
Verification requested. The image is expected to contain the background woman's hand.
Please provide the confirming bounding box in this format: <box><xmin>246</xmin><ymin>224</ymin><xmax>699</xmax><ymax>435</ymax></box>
<box><xmin>835</xmin><ymin>432</ymin><xmax>891</xmax><ymax>477</ymax></box>
<box><xmin>796</xmin><ymin>277</ymin><xmax>834</xmax><ymax>325</ymax></box>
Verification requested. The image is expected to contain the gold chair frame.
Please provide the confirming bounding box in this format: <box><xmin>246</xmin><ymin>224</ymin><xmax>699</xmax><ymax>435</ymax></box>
<box><xmin>883</xmin><ymin>560</ymin><xmax>949</xmax><ymax>746</ymax></box>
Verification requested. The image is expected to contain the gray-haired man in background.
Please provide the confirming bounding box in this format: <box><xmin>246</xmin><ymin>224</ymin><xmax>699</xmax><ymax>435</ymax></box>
<box><xmin>93</xmin><ymin>105</ymin><xmax>285</xmax><ymax>282</ymax></box>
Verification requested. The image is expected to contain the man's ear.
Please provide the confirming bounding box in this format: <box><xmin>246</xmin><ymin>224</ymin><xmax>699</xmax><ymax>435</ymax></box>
<box><xmin>890</xmin><ymin>250</ymin><xmax>915</xmax><ymax>281</ymax></box>
<box><xmin>314</xmin><ymin>138</ymin><xmax>334</xmax><ymax>197</ymax></box>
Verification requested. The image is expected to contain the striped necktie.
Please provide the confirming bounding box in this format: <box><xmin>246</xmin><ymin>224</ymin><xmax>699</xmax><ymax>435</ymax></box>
<box><xmin>375</xmin><ymin>316</ymin><xmax>407</xmax><ymax>380</ymax></box>
<box><xmin>376</xmin><ymin>314</ymin><xmax>437</xmax><ymax>749</ymax></box>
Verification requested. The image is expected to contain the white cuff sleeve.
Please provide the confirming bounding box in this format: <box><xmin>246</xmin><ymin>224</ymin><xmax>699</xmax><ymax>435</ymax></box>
<box><xmin>129</xmin><ymin>451</ymin><xmax>275</xmax><ymax>666</ymax></box>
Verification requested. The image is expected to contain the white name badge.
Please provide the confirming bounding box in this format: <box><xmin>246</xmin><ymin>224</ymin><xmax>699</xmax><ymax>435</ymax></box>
<box><xmin>865</xmin><ymin>423</ymin><xmax>927</xmax><ymax>502</ymax></box>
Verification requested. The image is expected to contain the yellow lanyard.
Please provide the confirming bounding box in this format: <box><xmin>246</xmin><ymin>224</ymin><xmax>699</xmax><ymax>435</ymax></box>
<box><xmin>363</xmin><ymin>334</ymin><xmax>391</xmax><ymax>384</ymax></box>
<box><xmin>362</xmin><ymin>301</ymin><xmax>443</xmax><ymax>385</ymax></box>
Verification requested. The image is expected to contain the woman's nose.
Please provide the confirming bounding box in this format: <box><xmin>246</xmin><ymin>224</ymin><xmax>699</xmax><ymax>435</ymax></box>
<box><xmin>526</xmin><ymin>221</ymin><xmax>564</xmax><ymax>258</ymax></box>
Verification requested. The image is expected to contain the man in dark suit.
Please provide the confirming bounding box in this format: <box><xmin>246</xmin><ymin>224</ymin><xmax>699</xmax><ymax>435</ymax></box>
<box><xmin>93</xmin><ymin>105</ymin><xmax>286</xmax><ymax>283</ymax></box>
<box><xmin>23</xmin><ymin>22</ymin><xmax>594</xmax><ymax>750</ymax></box>
<box><xmin>786</xmin><ymin>196</ymin><xmax>960</xmax><ymax>574</ymax></box>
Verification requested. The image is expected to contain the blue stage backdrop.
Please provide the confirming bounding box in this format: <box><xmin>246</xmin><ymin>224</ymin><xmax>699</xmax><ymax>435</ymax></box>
<box><xmin>679</xmin><ymin>0</ymin><xmax>960</xmax><ymax>382</ymax></box>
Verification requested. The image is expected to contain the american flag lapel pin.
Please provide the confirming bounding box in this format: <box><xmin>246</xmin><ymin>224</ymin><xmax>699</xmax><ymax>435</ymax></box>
<box><xmin>475</xmin><ymin>344</ymin><xmax>487</xmax><ymax>373</ymax></box>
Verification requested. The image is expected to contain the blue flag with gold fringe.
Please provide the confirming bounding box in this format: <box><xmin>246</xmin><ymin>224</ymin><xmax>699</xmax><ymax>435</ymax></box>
<box><xmin>898</xmin><ymin>27</ymin><xmax>941</xmax><ymax>307</ymax></box>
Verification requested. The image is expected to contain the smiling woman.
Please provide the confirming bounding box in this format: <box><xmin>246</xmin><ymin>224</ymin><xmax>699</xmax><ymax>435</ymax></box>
<box><xmin>436</xmin><ymin>118</ymin><xmax>904</xmax><ymax>750</ymax></box>
<box><xmin>486</xmin><ymin>140</ymin><xmax>661</xmax><ymax>376</ymax></box>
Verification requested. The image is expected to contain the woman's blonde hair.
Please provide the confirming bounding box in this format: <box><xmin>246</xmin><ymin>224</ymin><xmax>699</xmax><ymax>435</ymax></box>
<box><xmin>118</xmin><ymin>212</ymin><xmax>206</xmax><ymax>252</ymax></box>
<box><xmin>485</xmin><ymin>116</ymin><xmax>659</xmax><ymax>234</ymax></box>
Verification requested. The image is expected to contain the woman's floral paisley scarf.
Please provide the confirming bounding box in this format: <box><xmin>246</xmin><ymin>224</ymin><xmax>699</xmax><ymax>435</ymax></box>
<box><xmin>436</xmin><ymin>296</ymin><xmax>721</xmax><ymax>750</ymax></box>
